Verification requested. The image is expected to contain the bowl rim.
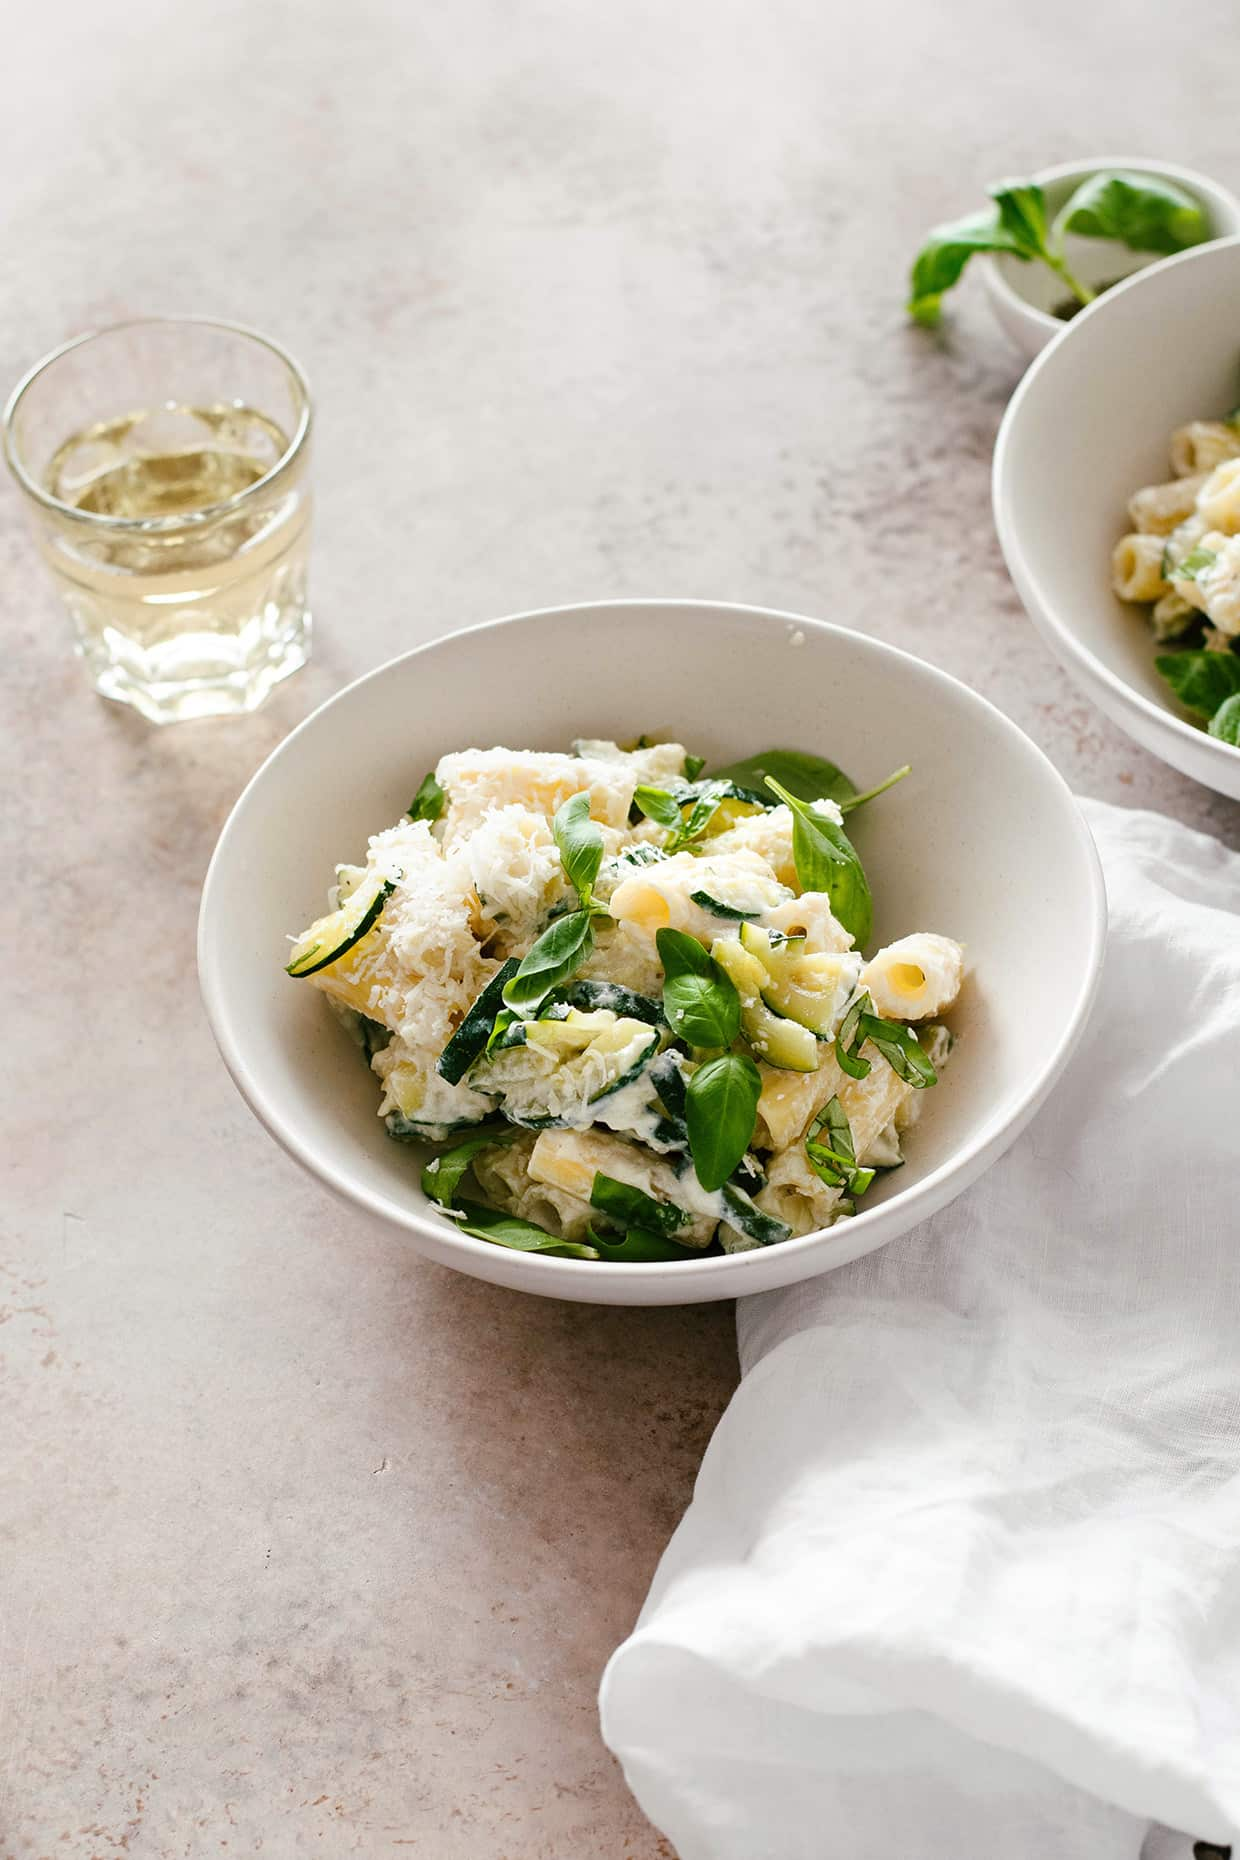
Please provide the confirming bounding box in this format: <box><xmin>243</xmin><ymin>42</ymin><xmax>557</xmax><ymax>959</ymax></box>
<box><xmin>198</xmin><ymin>598</ymin><xmax>1108</xmax><ymax>1288</ymax></box>
<box><xmin>992</xmin><ymin>232</ymin><xmax>1240</xmax><ymax>778</ymax></box>
<box><xmin>978</xmin><ymin>155</ymin><xmax>1240</xmax><ymax>332</ymax></box>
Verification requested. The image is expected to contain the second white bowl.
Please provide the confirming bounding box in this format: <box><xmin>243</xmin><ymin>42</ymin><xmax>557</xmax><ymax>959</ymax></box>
<box><xmin>994</xmin><ymin>235</ymin><xmax>1240</xmax><ymax>801</ymax></box>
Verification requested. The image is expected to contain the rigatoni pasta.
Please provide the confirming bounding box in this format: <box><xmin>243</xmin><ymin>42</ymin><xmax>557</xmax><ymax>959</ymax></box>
<box><xmin>1114</xmin><ymin>408</ymin><xmax>1240</xmax><ymax>745</ymax></box>
<box><xmin>283</xmin><ymin>740</ymin><xmax>966</xmax><ymax>1263</ymax></box>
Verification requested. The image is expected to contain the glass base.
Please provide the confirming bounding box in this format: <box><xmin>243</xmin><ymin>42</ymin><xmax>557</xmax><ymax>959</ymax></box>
<box><xmin>82</xmin><ymin>608</ymin><xmax>311</xmax><ymax>725</ymax></box>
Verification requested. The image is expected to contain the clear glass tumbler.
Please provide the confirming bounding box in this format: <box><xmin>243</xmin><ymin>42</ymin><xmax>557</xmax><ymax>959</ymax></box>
<box><xmin>2</xmin><ymin>317</ymin><xmax>312</xmax><ymax>724</ymax></box>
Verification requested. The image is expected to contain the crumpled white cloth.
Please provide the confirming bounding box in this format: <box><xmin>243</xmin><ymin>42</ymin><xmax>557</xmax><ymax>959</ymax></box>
<box><xmin>601</xmin><ymin>799</ymin><xmax>1240</xmax><ymax>1860</ymax></box>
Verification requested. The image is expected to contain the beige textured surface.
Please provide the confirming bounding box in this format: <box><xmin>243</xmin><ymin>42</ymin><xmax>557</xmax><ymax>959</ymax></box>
<box><xmin>4</xmin><ymin>1</ymin><xmax>1239</xmax><ymax>1854</ymax></box>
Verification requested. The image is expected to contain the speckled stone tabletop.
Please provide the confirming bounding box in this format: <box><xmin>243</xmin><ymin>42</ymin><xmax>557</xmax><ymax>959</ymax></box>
<box><xmin>4</xmin><ymin>2</ymin><xmax>1238</xmax><ymax>1855</ymax></box>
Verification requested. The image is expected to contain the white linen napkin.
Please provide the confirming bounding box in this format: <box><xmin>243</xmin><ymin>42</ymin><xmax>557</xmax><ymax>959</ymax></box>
<box><xmin>601</xmin><ymin>799</ymin><xmax>1240</xmax><ymax>1860</ymax></box>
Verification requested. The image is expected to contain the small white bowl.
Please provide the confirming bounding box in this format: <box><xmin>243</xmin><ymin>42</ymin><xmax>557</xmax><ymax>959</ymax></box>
<box><xmin>979</xmin><ymin>157</ymin><xmax>1240</xmax><ymax>361</ymax></box>
<box><xmin>994</xmin><ymin>236</ymin><xmax>1240</xmax><ymax>801</ymax></box>
<box><xmin>198</xmin><ymin>601</ymin><xmax>1105</xmax><ymax>1306</ymax></box>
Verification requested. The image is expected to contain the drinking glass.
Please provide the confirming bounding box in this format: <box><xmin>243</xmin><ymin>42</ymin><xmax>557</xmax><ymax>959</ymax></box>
<box><xmin>3</xmin><ymin>316</ymin><xmax>312</xmax><ymax>724</ymax></box>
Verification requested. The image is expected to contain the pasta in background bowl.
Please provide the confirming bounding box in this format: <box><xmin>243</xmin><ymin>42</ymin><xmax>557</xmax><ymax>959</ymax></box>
<box><xmin>198</xmin><ymin>601</ymin><xmax>1104</xmax><ymax>1306</ymax></box>
<box><xmin>994</xmin><ymin>234</ymin><xmax>1240</xmax><ymax>800</ymax></box>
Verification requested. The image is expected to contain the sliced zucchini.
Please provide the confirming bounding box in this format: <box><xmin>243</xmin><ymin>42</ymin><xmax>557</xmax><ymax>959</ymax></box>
<box><xmin>360</xmin><ymin>1015</ymin><xmax>390</xmax><ymax>1060</ymax></box>
<box><xmin>386</xmin><ymin>1109</ymin><xmax>490</xmax><ymax>1141</ymax></box>
<box><xmin>481</xmin><ymin>1009</ymin><xmax>659</xmax><ymax>1127</ymax></box>
<box><xmin>286</xmin><ymin>866</ymin><xmax>400</xmax><ymax>978</ymax></box>
<box><xmin>649</xmin><ymin>1047</ymin><xmax>689</xmax><ymax>1120</ymax></box>
<box><xmin>731</xmin><ymin>1152</ymin><xmax>767</xmax><ymax>1197</ymax></box>
<box><xmin>542</xmin><ymin>979</ymin><xmax>664</xmax><ymax>1025</ymax></box>
<box><xmin>710</xmin><ymin>939</ymin><xmax>820</xmax><ymax>1072</ymax></box>
<box><xmin>689</xmin><ymin>889</ymin><xmax>761</xmax><ymax>922</ymax></box>
<box><xmin>720</xmin><ymin>1183</ymin><xmax>792</xmax><ymax>1247</ymax></box>
<box><xmin>436</xmin><ymin>959</ymin><xmax>520</xmax><ymax>1084</ymax></box>
<box><xmin>738</xmin><ymin>923</ymin><xmax>861</xmax><ymax>1038</ymax></box>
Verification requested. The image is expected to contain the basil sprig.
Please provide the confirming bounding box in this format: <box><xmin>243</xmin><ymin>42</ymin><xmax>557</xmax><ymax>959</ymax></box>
<box><xmin>421</xmin><ymin>1125</ymin><xmax>521</xmax><ymax>1206</ymax></box>
<box><xmin>908</xmin><ymin>170</ymin><xmax>1208</xmax><ymax>327</ymax></box>
<box><xmin>835</xmin><ymin>991</ymin><xmax>938</xmax><ymax>1089</ymax></box>
<box><xmin>1155</xmin><ymin>648</ymin><xmax>1240</xmax><ymax>730</ymax></box>
<box><xmin>685</xmin><ymin>1053</ymin><xmax>762</xmax><ymax>1192</ymax></box>
<box><xmin>1209</xmin><ymin>694</ymin><xmax>1240</xmax><ymax>745</ymax></box>
<box><xmin>452</xmin><ymin>1200</ymin><xmax>599</xmax><ymax>1258</ymax></box>
<box><xmin>502</xmin><ymin>909</ymin><xmax>596</xmax><ymax>1012</ymax></box>
<box><xmin>656</xmin><ymin>927</ymin><xmax>741</xmax><ymax>1048</ymax></box>
<box><xmin>839</xmin><ymin>766</ymin><xmax>910</xmax><ymax>814</ymax></box>
<box><xmin>764</xmin><ymin>776</ymin><xmax>872</xmax><ymax>947</ymax></box>
<box><xmin>633</xmin><ymin>776</ymin><xmax>765</xmax><ymax>850</ymax></box>
<box><xmin>408</xmin><ymin>770</ymin><xmax>445</xmax><ymax>822</ymax></box>
<box><xmin>552</xmin><ymin>791</ymin><xmax>606</xmax><ymax>911</ymax></box>
<box><xmin>501</xmin><ymin>791</ymin><xmax>611</xmax><ymax>1012</ymax></box>
<box><xmin>805</xmin><ymin>1097</ymin><xmax>875</xmax><ymax>1198</ymax></box>
<box><xmin>589</xmin><ymin>1171</ymin><xmax>689</xmax><ymax>1239</ymax></box>
<box><xmin>634</xmin><ymin>778</ymin><xmax>731</xmax><ymax>849</ymax></box>
<box><xmin>711</xmin><ymin>748</ymin><xmax>857</xmax><ymax>808</ymax></box>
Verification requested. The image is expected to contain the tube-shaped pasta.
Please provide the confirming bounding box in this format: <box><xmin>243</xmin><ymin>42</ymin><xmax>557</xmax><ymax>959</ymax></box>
<box><xmin>1111</xmin><ymin>532</ymin><xmax>1170</xmax><ymax>604</ymax></box>
<box><xmin>755</xmin><ymin>1147</ymin><xmax>846</xmax><ymax>1235</ymax></box>
<box><xmin>1128</xmin><ymin>474</ymin><xmax>1207</xmax><ymax>536</ymax></box>
<box><xmin>1197</xmin><ymin>459</ymin><xmax>1240</xmax><ymax>535</ymax></box>
<box><xmin>859</xmin><ymin>933</ymin><xmax>964</xmax><ymax>1022</ymax></box>
<box><xmin>527</xmin><ymin>1127</ymin><xmax>717</xmax><ymax>1247</ymax></box>
<box><xmin>1170</xmin><ymin>421</ymin><xmax>1240</xmax><ymax>479</ymax></box>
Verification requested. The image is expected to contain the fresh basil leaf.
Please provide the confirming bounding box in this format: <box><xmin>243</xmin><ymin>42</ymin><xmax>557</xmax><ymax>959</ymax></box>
<box><xmin>451</xmin><ymin>1199</ymin><xmax>598</xmax><ymax>1258</ymax></box>
<box><xmin>485</xmin><ymin>1006</ymin><xmax>523</xmax><ymax>1054</ymax></box>
<box><xmin>685</xmin><ymin>1052</ymin><xmax>762</xmax><ymax>1193</ymax></box>
<box><xmin>1174</xmin><ymin>545</ymin><xmax>1218</xmax><ymax>584</ymax></box>
<box><xmin>586</xmin><ymin>1224</ymin><xmax>703</xmax><ymax>1263</ymax></box>
<box><xmin>1053</xmin><ymin>169</ymin><xmax>1208</xmax><ymax>257</ymax></box>
<box><xmin>805</xmin><ymin>1097</ymin><xmax>875</xmax><ymax>1196</ymax></box>
<box><xmin>408</xmin><ymin>770</ymin><xmax>445</xmax><ymax>822</ymax></box>
<box><xmin>907</xmin><ymin>206</ymin><xmax>1026</xmax><ymax>326</ymax></box>
<box><xmin>502</xmin><ymin>909</ymin><xmax>596</xmax><ymax>1012</ymax></box>
<box><xmin>421</xmin><ymin>1126</ymin><xmax>521</xmax><ymax>1207</ymax></box>
<box><xmin>833</xmin><ymin>992</ymin><xmax>935</xmax><ymax>1089</ymax></box>
<box><xmin>676</xmin><ymin>779</ymin><xmax>730</xmax><ymax>845</ymax></box>
<box><xmin>437</xmin><ymin>959</ymin><xmax>520</xmax><ymax>1083</ymax></box>
<box><xmin>838</xmin><ymin>765</ymin><xmax>911</xmax><ymax>814</ymax></box>
<box><xmin>1208</xmin><ymin>693</ymin><xmax>1240</xmax><ymax>744</ymax></box>
<box><xmin>860</xmin><ymin>1013</ymin><xmax>938</xmax><ymax>1089</ymax></box>
<box><xmin>683</xmin><ymin>752</ymin><xmax>706</xmax><ymax>781</ymax></box>
<box><xmin>656</xmin><ymin>927</ymin><xmax>741</xmax><ymax>1049</ymax></box>
<box><xmin>990</xmin><ymin>180</ymin><xmax>1051</xmax><ymax>258</ymax></box>
<box><xmin>1156</xmin><ymin>649</ymin><xmax>1240</xmax><ymax>720</ymax></box>
<box><xmin>711</xmin><ymin>748</ymin><xmax>857</xmax><ymax>807</ymax></box>
<box><xmin>553</xmin><ymin>791</ymin><xmax>604</xmax><ymax>907</ymax></box>
<box><xmin>834</xmin><ymin>992</ymin><xmax>872</xmax><ymax>1080</ymax></box>
<box><xmin>633</xmin><ymin>784</ymin><xmax>684</xmax><ymax>833</ymax></box>
<box><xmin>764</xmin><ymin>777</ymin><xmax>873</xmax><ymax>946</ymax></box>
<box><xmin>589</xmin><ymin>1172</ymin><xmax>688</xmax><ymax>1238</ymax></box>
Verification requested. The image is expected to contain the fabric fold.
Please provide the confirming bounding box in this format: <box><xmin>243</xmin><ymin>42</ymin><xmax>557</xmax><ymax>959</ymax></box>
<box><xmin>601</xmin><ymin>801</ymin><xmax>1240</xmax><ymax>1860</ymax></box>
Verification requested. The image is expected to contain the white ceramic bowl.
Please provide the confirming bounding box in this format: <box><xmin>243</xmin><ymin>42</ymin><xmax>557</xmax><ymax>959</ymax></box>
<box><xmin>979</xmin><ymin>157</ymin><xmax>1240</xmax><ymax>361</ymax></box>
<box><xmin>994</xmin><ymin>235</ymin><xmax>1240</xmax><ymax>802</ymax></box>
<box><xmin>198</xmin><ymin>601</ymin><xmax>1105</xmax><ymax>1306</ymax></box>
